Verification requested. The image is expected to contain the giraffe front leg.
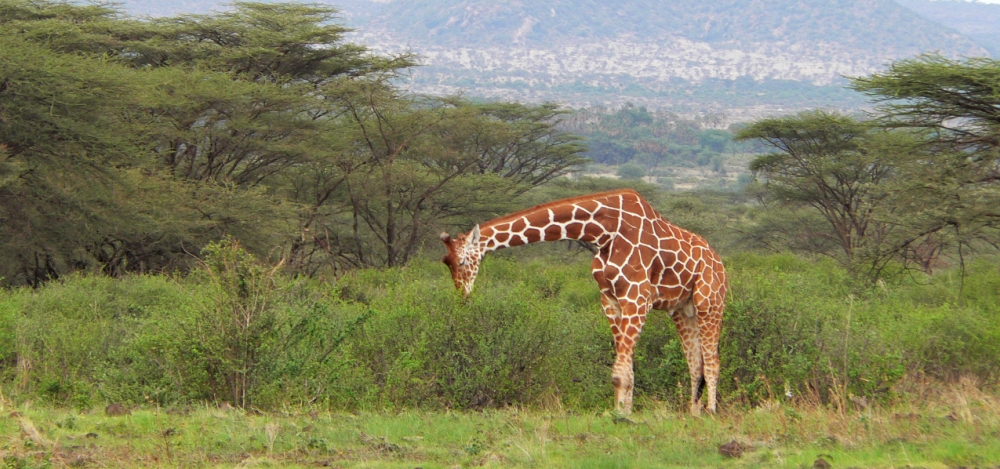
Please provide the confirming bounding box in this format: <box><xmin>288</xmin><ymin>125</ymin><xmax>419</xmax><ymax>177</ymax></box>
<box><xmin>600</xmin><ymin>292</ymin><xmax>638</xmax><ymax>414</ymax></box>
<box><xmin>611</xmin><ymin>346</ymin><xmax>634</xmax><ymax>414</ymax></box>
<box><xmin>607</xmin><ymin>296</ymin><xmax>650</xmax><ymax>414</ymax></box>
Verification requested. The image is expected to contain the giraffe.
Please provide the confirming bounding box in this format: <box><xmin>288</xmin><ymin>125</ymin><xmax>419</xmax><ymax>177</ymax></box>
<box><xmin>440</xmin><ymin>189</ymin><xmax>727</xmax><ymax>415</ymax></box>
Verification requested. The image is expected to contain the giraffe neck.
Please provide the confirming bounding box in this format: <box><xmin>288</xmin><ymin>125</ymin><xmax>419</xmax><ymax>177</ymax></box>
<box><xmin>477</xmin><ymin>190</ymin><xmax>652</xmax><ymax>253</ymax></box>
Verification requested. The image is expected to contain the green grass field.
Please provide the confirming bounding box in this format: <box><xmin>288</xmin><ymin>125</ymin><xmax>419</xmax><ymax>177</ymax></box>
<box><xmin>2</xmin><ymin>379</ymin><xmax>999</xmax><ymax>469</ymax></box>
<box><xmin>3</xmin><ymin>251</ymin><xmax>1000</xmax><ymax>467</ymax></box>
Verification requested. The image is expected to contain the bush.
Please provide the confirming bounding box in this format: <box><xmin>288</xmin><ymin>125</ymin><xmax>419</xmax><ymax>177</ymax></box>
<box><xmin>616</xmin><ymin>162</ymin><xmax>646</xmax><ymax>180</ymax></box>
<box><xmin>134</xmin><ymin>239</ymin><xmax>372</xmax><ymax>408</ymax></box>
<box><xmin>1</xmin><ymin>251</ymin><xmax>998</xmax><ymax>411</ymax></box>
<box><xmin>0</xmin><ymin>240</ymin><xmax>372</xmax><ymax>409</ymax></box>
<box><xmin>331</xmin><ymin>257</ymin><xmax>611</xmax><ymax>409</ymax></box>
<box><xmin>5</xmin><ymin>274</ymin><xmax>199</xmax><ymax>407</ymax></box>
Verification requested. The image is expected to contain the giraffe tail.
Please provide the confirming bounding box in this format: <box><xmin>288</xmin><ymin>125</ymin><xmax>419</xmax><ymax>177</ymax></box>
<box><xmin>694</xmin><ymin>375</ymin><xmax>706</xmax><ymax>402</ymax></box>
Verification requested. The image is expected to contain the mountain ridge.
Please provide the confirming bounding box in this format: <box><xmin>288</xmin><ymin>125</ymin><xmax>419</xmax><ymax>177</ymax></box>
<box><xmin>334</xmin><ymin>0</ymin><xmax>991</xmax><ymax>117</ymax></box>
<box><xmin>338</xmin><ymin>0</ymin><xmax>985</xmax><ymax>57</ymax></box>
<box><xmin>116</xmin><ymin>0</ymin><xmax>998</xmax><ymax>117</ymax></box>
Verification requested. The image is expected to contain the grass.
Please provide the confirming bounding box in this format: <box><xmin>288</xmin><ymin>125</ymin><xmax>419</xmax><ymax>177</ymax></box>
<box><xmin>1</xmin><ymin>378</ymin><xmax>998</xmax><ymax>468</ymax></box>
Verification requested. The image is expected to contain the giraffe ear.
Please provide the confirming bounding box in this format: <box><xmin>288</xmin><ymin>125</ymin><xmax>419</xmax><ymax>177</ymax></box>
<box><xmin>440</xmin><ymin>232</ymin><xmax>452</xmax><ymax>244</ymax></box>
<box><xmin>469</xmin><ymin>224</ymin><xmax>481</xmax><ymax>243</ymax></box>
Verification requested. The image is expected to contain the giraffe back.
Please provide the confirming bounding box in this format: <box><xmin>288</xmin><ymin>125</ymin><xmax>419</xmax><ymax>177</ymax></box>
<box><xmin>591</xmin><ymin>192</ymin><xmax>727</xmax><ymax>313</ymax></box>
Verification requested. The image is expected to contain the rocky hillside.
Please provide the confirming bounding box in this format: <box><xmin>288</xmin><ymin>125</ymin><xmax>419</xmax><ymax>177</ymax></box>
<box><xmin>331</xmin><ymin>0</ymin><xmax>986</xmax><ymax>117</ymax></box>
<box><xmin>340</xmin><ymin>0</ymin><xmax>982</xmax><ymax>55</ymax></box>
<box><xmin>897</xmin><ymin>0</ymin><xmax>1000</xmax><ymax>56</ymax></box>
<box><xmin>118</xmin><ymin>0</ymin><xmax>995</xmax><ymax>117</ymax></box>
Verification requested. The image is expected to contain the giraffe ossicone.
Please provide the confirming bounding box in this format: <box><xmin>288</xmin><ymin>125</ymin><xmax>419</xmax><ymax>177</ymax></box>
<box><xmin>441</xmin><ymin>189</ymin><xmax>727</xmax><ymax>415</ymax></box>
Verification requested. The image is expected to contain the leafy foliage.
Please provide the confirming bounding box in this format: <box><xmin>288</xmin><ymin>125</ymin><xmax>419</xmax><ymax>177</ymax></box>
<box><xmin>735</xmin><ymin>112</ymin><xmax>921</xmax><ymax>269</ymax></box>
<box><xmin>2</xmin><ymin>252</ymin><xmax>998</xmax><ymax>410</ymax></box>
<box><xmin>0</xmin><ymin>0</ymin><xmax>586</xmax><ymax>285</ymax></box>
<box><xmin>850</xmin><ymin>56</ymin><xmax>1000</xmax><ymax>273</ymax></box>
<box><xmin>853</xmin><ymin>54</ymin><xmax>1000</xmax><ymax>154</ymax></box>
<box><xmin>561</xmin><ymin>104</ymin><xmax>739</xmax><ymax>187</ymax></box>
<box><xmin>739</xmin><ymin>55</ymin><xmax>1000</xmax><ymax>276</ymax></box>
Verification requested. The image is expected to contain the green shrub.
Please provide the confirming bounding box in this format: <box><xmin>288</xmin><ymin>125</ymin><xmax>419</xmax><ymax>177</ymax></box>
<box><xmin>1</xmin><ymin>251</ymin><xmax>998</xmax><ymax>411</ymax></box>
<box><xmin>616</xmin><ymin>162</ymin><xmax>646</xmax><ymax>180</ymax></box>
<box><xmin>132</xmin><ymin>239</ymin><xmax>371</xmax><ymax>408</ymax></box>
<box><xmin>0</xmin><ymin>290</ymin><xmax>22</xmax><ymax>381</ymax></box>
<box><xmin>331</xmin><ymin>257</ymin><xmax>611</xmax><ymax>409</ymax></box>
<box><xmin>6</xmin><ymin>274</ymin><xmax>197</xmax><ymax>407</ymax></box>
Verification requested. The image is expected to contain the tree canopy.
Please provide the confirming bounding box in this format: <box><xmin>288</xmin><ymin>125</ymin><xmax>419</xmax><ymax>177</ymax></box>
<box><xmin>0</xmin><ymin>0</ymin><xmax>587</xmax><ymax>285</ymax></box>
<box><xmin>738</xmin><ymin>56</ymin><xmax>1000</xmax><ymax>277</ymax></box>
<box><xmin>852</xmin><ymin>55</ymin><xmax>1000</xmax><ymax>271</ymax></box>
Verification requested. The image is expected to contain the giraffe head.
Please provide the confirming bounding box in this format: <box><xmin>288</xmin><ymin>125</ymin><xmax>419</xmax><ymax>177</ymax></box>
<box><xmin>440</xmin><ymin>224</ymin><xmax>483</xmax><ymax>297</ymax></box>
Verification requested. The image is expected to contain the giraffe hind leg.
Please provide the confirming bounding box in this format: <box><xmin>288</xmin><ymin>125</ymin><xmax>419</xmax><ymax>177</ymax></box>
<box><xmin>700</xmin><ymin>321</ymin><xmax>721</xmax><ymax>414</ymax></box>
<box><xmin>671</xmin><ymin>303</ymin><xmax>704</xmax><ymax>416</ymax></box>
<box><xmin>695</xmin><ymin>299</ymin><xmax>723</xmax><ymax>414</ymax></box>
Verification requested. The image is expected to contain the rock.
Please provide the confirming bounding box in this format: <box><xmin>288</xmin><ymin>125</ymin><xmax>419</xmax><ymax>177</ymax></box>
<box><xmin>814</xmin><ymin>457</ymin><xmax>832</xmax><ymax>469</ymax></box>
<box><xmin>105</xmin><ymin>403</ymin><xmax>130</xmax><ymax>417</ymax></box>
<box><xmin>611</xmin><ymin>415</ymin><xmax>634</xmax><ymax>425</ymax></box>
<box><xmin>718</xmin><ymin>440</ymin><xmax>743</xmax><ymax>458</ymax></box>
<box><xmin>165</xmin><ymin>405</ymin><xmax>192</xmax><ymax>416</ymax></box>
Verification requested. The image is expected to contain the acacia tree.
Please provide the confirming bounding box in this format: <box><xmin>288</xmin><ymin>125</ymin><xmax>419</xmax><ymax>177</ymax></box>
<box><xmin>125</xmin><ymin>3</ymin><xmax>415</xmax><ymax>185</ymax></box>
<box><xmin>735</xmin><ymin>111</ymin><xmax>923</xmax><ymax>272</ymax></box>
<box><xmin>1</xmin><ymin>0</ymin><xmax>587</xmax><ymax>282</ymax></box>
<box><xmin>284</xmin><ymin>76</ymin><xmax>587</xmax><ymax>272</ymax></box>
<box><xmin>850</xmin><ymin>55</ymin><xmax>1000</xmax><ymax>267</ymax></box>
<box><xmin>0</xmin><ymin>27</ymin><xmax>146</xmax><ymax>285</ymax></box>
<box><xmin>1</xmin><ymin>1</ymin><xmax>412</xmax><ymax>282</ymax></box>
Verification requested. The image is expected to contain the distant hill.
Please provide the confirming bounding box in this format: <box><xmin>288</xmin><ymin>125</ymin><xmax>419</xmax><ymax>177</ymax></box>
<box><xmin>337</xmin><ymin>0</ymin><xmax>982</xmax><ymax>55</ymax></box>
<box><xmin>333</xmin><ymin>0</ymin><xmax>987</xmax><ymax>118</ymax></box>
<box><xmin>897</xmin><ymin>0</ymin><xmax>1000</xmax><ymax>56</ymax></box>
<box><xmin>116</xmin><ymin>0</ymin><xmax>994</xmax><ymax>118</ymax></box>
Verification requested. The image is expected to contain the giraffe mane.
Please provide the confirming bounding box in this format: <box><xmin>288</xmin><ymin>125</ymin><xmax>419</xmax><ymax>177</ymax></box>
<box><xmin>481</xmin><ymin>189</ymin><xmax>646</xmax><ymax>228</ymax></box>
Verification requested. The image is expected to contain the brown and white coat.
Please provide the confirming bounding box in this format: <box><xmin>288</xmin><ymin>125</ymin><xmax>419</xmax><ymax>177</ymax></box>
<box><xmin>442</xmin><ymin>189</ymin><xmax>727</xmax><ymax>415</ymax></box>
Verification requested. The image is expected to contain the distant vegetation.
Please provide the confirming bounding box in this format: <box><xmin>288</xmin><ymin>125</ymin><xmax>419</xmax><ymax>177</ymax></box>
<box><xmin>335</xmin><ymin>0</ymin><xmax>987</xmax><ymax>112</ymax></box>
<box><xmin>494</xmin><ymin>76</ymin><xmax>866</xmax><ymax>113</ymax></box>
<box><xmin>115</xmin><ymin>0</ymin><xmax>997</xmax><ymax>115</ymax></box>
<box><xmin>738</xmin><ymin>54</ymin><xmax>1000</xmax><ymax>278</ymax></box>
<box><xmin>558</xmin><ymin>104</ymin><xmax>746</xmax><ymax>190</ymax></box>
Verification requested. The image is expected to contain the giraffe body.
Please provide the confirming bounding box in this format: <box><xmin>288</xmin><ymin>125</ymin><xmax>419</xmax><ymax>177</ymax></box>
<box><xmin>441</xmin><ymin>189</ymin><xmax>727</xmax><ymax>415</ymax></box>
